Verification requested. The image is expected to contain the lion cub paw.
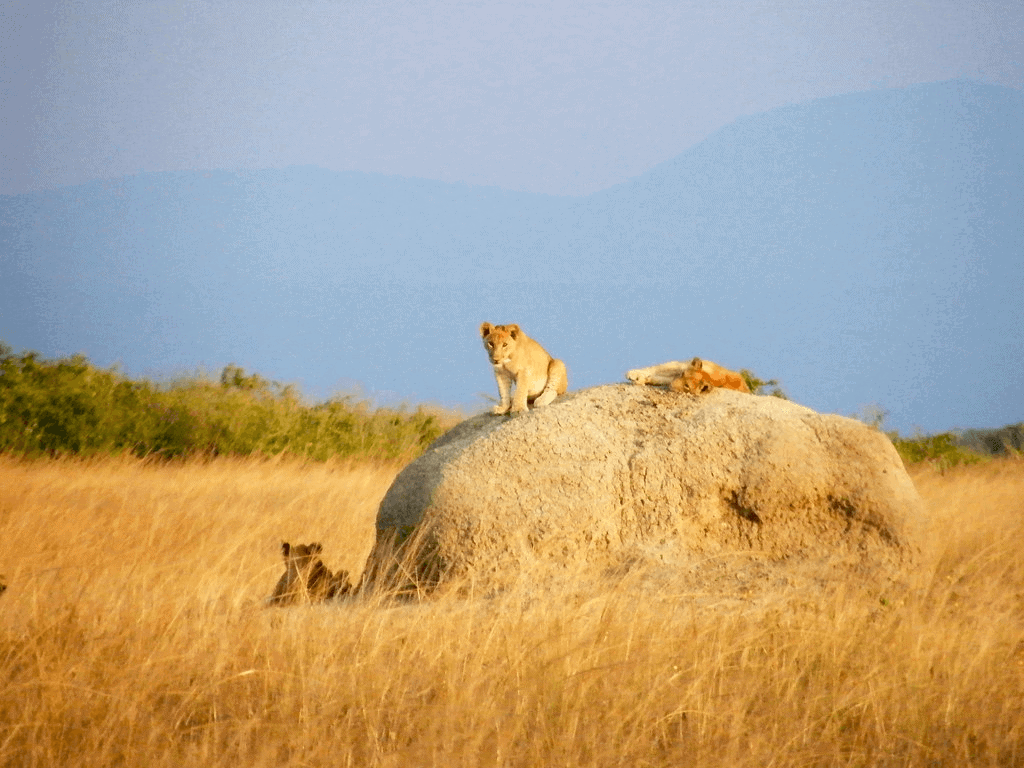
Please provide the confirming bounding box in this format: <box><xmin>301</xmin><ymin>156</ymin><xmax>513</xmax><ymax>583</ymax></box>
<box><xmin>533</xmin><ymin>389</ymin><xmax>558</xmax><ymax>408</ymax></box>
<box><xmin>625</xmin><ymin>370</ymin><xmax>648</xmax><ymax>385</ymax></box>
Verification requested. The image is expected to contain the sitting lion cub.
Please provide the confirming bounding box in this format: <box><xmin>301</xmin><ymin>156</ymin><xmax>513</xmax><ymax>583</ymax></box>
<box><xmin>626</xmin><ymin>357</ymin><xmax>750</xmax><ymax>395</ymax></box>
<box><xmin>481</xmin><ymin>322</ymin><xmax>568</xmax><ymax>415</ymax></box>
<box><xmin>267</xmin><ymin>542</ymin><xmax>352</xmax><ymax>606</ymax></box>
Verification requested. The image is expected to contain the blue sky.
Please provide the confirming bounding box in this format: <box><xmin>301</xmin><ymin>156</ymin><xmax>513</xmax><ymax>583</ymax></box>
<box><xmin>2</xmin><ymin>1</ymin><xmax>1023</xmax><ymax>434</ymax></box>
<box><xmin>4</xmin><ymin>1</ymin><xmax>1022</xmax><ymax>196</ymax></box>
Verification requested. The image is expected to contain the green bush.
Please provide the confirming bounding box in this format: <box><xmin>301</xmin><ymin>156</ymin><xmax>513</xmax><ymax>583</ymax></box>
<box><xmin>890</xmin><ymin>432</ymin><xmax>985</xmax><ymax>471</ymax></box>
<box><xmin>740</xmin><ymin>369</ymin><xmax>788</xmax><ymax>399</ymax></box>
<box><xmin>847</xmin><ymin>403</ymin><xmax>985</xmax><ymax>470</ymax></box>
<box><xmin>954</xmin><ymin>424</ymin><xmax>1024</xmax><ymax>457</ymax></box>
<box><xmin>0</xmin><ymin>343</ymin><xmax>447</xmax><ymax>461</ymax></box>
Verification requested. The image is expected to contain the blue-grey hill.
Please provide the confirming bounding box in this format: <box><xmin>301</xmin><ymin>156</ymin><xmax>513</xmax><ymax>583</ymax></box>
<box><xmin>1</xmin><ymin>79</ymin><xmax>1020</xmax><ymax>433</ymax></box>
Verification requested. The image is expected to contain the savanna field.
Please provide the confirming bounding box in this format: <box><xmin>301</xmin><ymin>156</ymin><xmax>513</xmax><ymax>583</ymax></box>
<box><xmin>1</xmin><ymin>351</ymin><xmax>1023</xmax><ymax>766</ymax></box>
<box><xmin>0</xmin><ymin>453</ymin><xmax>1022</xmax><ymax>767</ymax></box>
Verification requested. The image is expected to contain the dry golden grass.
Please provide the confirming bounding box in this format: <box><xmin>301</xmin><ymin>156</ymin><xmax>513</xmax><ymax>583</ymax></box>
<box><xmin>0</xmin><ymin>454</ymin><xmax>1022</xmax><ymax>767</ymax></box>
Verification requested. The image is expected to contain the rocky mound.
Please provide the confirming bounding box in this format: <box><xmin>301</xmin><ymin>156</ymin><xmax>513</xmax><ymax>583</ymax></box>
<box><xmin>367</xmin><ymin>385</ymin><xmax>930</xmax><ymax>595</ymax></box>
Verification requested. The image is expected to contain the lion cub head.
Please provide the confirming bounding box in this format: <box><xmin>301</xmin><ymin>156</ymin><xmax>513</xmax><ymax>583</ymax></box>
<box><xmin>669</xmin><ymin>357</ymin><xmax>715</xmax><ymax>395</ymax></box>
<box><xmin>268</xmin><ymin>542</ymin><xmax>351</xmax><ymax>606</ymax></box>
<box><xmin>480</xmin><ymin>322</ymin><xmax>522</xmax><ymax>365</ymax></box>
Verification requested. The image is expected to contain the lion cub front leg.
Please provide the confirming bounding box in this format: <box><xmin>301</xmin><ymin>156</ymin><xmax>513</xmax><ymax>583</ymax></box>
<box><xmin>492</xmin><ymin>366</ymin><xmax>514</xmax><ymax>415</ymax></box>
<box><xmin>626</xmin><ymin>362</ymin><xmax>687</xmax><ymax>387</ymax></box>
<box><xmin>509</xmin><ymin>368</ymin><xmax>531</xmax><ymax>414</ymax></box>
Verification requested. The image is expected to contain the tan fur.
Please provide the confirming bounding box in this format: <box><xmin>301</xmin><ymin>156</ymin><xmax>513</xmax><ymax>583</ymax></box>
<box><xmin>627</xmin><ymin>357</ymin><xmax>750</xmax><ymax>395</ymax></box>
<box><xmin>480</xmin><ymin>322</ymin><xmax>568</xmax><ymax>415</ymax></box>
<box><xmin>267</xmin><ymin>542</ymin><xmax>352</xmax><ymax>606</ymax></box>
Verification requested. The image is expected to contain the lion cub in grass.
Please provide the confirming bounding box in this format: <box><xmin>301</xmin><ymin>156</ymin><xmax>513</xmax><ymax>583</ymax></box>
<box><xmin>267</xmin><ymin>542</ymin><xmax>352</xmax><ymax>606</ymax></box>
<box><xmin>627</xmin><ymin>357</ymin><xmax>750</xmax><ymax>395</ymax></box>
<box><xmin>481</xmin><ymin>322</ymin><xmax>568</xmax><ymax>415</ymax></box>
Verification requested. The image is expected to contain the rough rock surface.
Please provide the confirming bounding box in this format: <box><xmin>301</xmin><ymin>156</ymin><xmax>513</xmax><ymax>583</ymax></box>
<box><xmin>370</xmin><ymin>385</ymin><xmax>930</xmax><ymax>594</ymax></box>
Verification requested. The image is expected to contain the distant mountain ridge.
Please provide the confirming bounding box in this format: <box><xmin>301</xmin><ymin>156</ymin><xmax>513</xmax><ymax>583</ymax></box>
<box><xmin>1</xmin><ymin>79</ymin><xmax>1021</xmax><ymax>433</ymax></box>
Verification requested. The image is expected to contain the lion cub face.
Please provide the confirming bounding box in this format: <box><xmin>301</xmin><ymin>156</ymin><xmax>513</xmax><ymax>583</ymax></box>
<box><xmin>480</xmin><ymin>323</ymin><xmax>520</xmax><ymax>365</ymax></box>
<box><xmin>671</xmin><ymin>358</ymin><xmax>714</xmax><ymax>395</ymax></box>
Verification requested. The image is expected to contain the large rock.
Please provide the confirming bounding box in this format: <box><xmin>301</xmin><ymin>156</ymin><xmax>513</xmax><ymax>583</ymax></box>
<box><xmin>368</xmin><ymin>385</ymin><xmax>930</xmax><ymax>594</ymax></box>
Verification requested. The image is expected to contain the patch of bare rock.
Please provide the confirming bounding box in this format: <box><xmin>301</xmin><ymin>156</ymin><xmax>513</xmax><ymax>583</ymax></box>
<box><xmin>366</xmin><ymin>385</ymin><xmax>931</xmax><ymax>600</ymax></box>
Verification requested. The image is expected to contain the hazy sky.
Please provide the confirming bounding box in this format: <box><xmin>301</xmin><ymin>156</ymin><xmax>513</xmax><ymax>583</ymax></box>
<box><xmin>2</xmin><ymin>1</ymin><xmax>1023</xmax><ymax>434</ymax></box>
<box><xmin>4</xmin><ymin>0</ymin><xmax>1023</xmax><ymax>197</ymax></box>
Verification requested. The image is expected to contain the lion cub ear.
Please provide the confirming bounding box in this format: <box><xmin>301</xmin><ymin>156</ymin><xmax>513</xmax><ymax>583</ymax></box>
<box><xmin>480</xmin><ymin>322</ymin><xmax>493</xmax><ymax>338</ymax></box>
<box><xmin>310</xmin><ymin>543</ymin><xmax>323</xmax><ymax>555</ymax></box>
<box><xmin>506</xmin><ymin>323</ymin><xmax>520</xmax><ymax>338</ymax></box>
<box><xmin>690</xmin><ymin>357</ymin><xmax>703</xmax><ymax>370</ymax></box>
<box><xmin>281</xmin><ymin>542</ymin><xmax>291</xmax><ymax>558</ymax></box>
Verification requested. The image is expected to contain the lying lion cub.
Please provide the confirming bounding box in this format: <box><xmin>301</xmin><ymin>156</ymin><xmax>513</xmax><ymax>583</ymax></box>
<box><xmin>267</xmin><ymin>542</ymin><xmax>352</xmax><ymax>606</ymax></box>
<box><xmin>626</xmin><ymin>357</ymin><xmax>750</xmax><ymax>395</ymax></box>
<box><xmin>481</xmin><ymin>322</ymin><xmax>568</xmax><ymax>415</ymax></box>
